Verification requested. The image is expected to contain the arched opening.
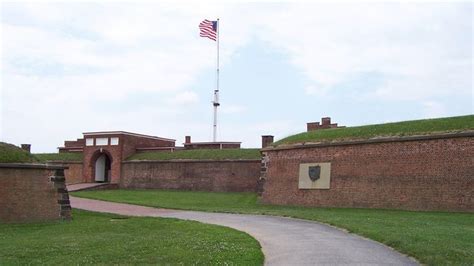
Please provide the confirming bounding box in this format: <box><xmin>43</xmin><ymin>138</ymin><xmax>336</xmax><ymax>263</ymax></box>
<box><xmin>94</xmin><ymin>153</ymin><xmax>111</xmax><ymax>183</ymax></box>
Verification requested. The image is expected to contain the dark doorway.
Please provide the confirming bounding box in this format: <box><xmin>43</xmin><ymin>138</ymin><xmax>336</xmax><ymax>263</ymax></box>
<box><xmin>94</xmin><ymin>153</ymin><xmax>111</xmax><ymax>182</ymax></box>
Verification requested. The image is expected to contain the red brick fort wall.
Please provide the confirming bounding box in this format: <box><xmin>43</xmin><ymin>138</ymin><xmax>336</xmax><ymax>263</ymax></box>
<box><xmin>261</xmin><ymin>132</ymin><xmax>474</xmax><ymax>212</ymax></box>
<box><xmin>121</xmin><ymin>159</ymin><xmax>261</xmax><ymax>192</ymax></box>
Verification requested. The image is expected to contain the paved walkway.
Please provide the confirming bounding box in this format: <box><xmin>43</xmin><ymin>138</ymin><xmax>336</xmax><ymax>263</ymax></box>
<box><xmin>70</xmin><ymin>196</ymin><xmax>418</xmax><ymax>266</ymax></box>
<box><xmin>68</xmin><ymin>183</ymin><xmax>110</xmax><ymax>192</ymax></box>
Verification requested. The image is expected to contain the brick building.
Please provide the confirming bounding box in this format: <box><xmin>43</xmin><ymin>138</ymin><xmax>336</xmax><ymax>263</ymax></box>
<box><xmin>59</xmin><ymin>131</ymin><xmax>241</xmax><ymax>184</ymax></box>
<box><xmin>306</xmin><ymin>117</ymin><xmax>344</xmax><ymax>131</ymax></box>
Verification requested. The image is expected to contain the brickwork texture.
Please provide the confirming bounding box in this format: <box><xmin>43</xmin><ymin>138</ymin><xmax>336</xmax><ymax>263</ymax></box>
<box><xmin>121</xmin><ymin>160</ymin><xmax>261</xmax><ymax>192</ymax></box>
<box><xmin>64</xmin><ymin>162</ymin><xmax>84</xmax><ymax>184</ymax></box>
<box><xmin>0</xmin><ymin>165</ymin><xmax>71</xmax><ymax>222</ymax></box>
<box><xmin>261</xmin><ymin>134</ymin><xmax>474</xmax><ymax>212</ymax></box>
<box><xmin>51</xmin><ymin>162</ymin><xmax>84</xmax><ymax>184</ymax></box>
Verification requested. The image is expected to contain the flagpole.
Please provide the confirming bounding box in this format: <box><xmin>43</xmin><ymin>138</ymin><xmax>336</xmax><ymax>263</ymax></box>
<box><xmin>212</xmin><ymin>18</ymin><xmax>220</xmax><ymax>142</ymax></box>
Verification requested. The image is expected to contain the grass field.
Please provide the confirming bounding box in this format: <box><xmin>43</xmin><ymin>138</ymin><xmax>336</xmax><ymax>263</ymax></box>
<box><xmin>73</xmin><ymin>189</ymin><xmax>474</xmax><ymax>265</ymax></box>
<box><xmin>34</xmin><ymin>152</ymin><xmax>83</xmax><ymax>162</ymax></box>
<box><xmin>127</xmin><ymin>148</ymin><xmax>261</xmax><ymax>161</ymax></box>
<box><xmin>0</xmin><ymin>209</ymin><xmax>263</xmax><ymax>265</ymax></box>
<box><xmin>274</xmin><ymin>115</ymin><xmax>474</xmax><ymax>146</ymax></box>
<box><xmin>0</xmin><ymin>142</ymin><xmax>38</xmax><ymax>163</ymax></box>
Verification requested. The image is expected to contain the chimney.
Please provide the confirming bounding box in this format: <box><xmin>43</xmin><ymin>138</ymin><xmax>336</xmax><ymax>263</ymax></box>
<box><xmin>262</xmin><ymin>135</ymin><xmax>274</xmax><ymax>148</ymax></box>
<box><xmin>21</xmin><ymin>144</ymin><xmax>31</xmax><ymax>153</ymax></box>
<box><xmin>185</xmin><ymin>136</ymin><xmax>191</xmax><ymax>144</ymax></box>
<box><xmin>321</xmin><ymin>117</ymin><xmax>331</xmax><ymax>126</ymax></box>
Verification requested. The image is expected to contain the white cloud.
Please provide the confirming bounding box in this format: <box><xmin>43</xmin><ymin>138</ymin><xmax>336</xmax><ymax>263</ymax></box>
<box><xmin>1</xmin><ymin>2</ymin><xmax>471</xmax><ymax>152</ymax></box>
<box><xmin>256</xmin><ymin>3</ymin><xmax>472</xmax><ymax>101</ymax></box>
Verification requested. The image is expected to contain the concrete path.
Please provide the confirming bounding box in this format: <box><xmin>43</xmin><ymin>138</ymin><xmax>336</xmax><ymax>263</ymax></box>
<box><xmin>70</xmin><ymin>196</ymin><xmax>418</xmax><ymax>266</ymax></box>
<box><xmin>68</xmin><ymin>183</ymin><xmax>110</xmax><ymax>192</ymax></box>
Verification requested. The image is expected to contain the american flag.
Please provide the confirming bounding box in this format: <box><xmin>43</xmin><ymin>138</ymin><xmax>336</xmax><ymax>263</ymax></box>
<box><xmin>199</xmin><ymin>19</ymin><xmax>217</xmax><ymax>41</ymax></box>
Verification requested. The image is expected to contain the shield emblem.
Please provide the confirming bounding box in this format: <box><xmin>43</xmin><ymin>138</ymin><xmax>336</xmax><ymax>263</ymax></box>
<box><xmin>308</xmin><ymin>166</ymin><xmax>321</xmax><ymax>182</ymax></box>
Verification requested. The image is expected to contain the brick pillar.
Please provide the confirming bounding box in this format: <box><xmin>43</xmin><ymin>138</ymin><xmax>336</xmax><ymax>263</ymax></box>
<box><xmin>185</xmin><ymin>136</ymin><xmax>191</xmax><ymax>144</ymax></box>
<box><xmin>50</xmin><ymin>168</ymin><xmax>72</xmax><ymax>221</ymax></box>
<box><xmin>307</xmin><ymin>122</ymin><xmax>320</xmax><ymax>132</ymax></box>
<box><xmin>322</xmin><ymin>117</ymin><xmax>331</xmax><ymax>126</ymax></box>
<box><xmin>21</xmin><ymin>144</ymin><xmax>31</xmax><ymax>153</ymax></box>
<box><xmin>261</xmin><ymin>135</ymin><xmax>274</xmax><ymax>148</ymax></box>
<box><xmin>257</xmin><ymin>152</ymin><xmax>269</xmax><ymax>196</ymax></box>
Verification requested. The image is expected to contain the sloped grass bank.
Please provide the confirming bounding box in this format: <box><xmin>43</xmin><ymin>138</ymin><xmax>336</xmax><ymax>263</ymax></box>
<box><xmin>35</xmin><ymin>152</ymin><xmax>83</xmax><ymax>162</ymax></box>
<box><xmin>275</xmin><ymin>115</ymin><xmax>474</xmax><ymax>146</ymax></box>
<box><xmin>73</xmin><ymin>189</ymin><xmax>474</xmax><ymax>265</ymax></box>
<box><xmin>127</xmin><ymin>148</ymin><xmax>261</xmax><ymax>161</ymax></box>
<box><xmin>0</xmin><ymin>209</ymin><xmax>263</xmax><ymax>265</ymax></box>
<box><xmin>0</xmin><ymin>142</ymin><xmax>38</xmax><ymax>163</ymax></box>
<box><xmin>0</xmin><ymin>142</ymin><xmax>82</xmax><ymax>164</ymax></box>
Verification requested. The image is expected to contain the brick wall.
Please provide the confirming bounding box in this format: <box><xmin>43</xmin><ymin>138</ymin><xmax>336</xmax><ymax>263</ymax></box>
<box><xmin>121</xmin><ymin>159</ymin><xmax>261</xmax><ymax>192</ymax></box>
<box><xmin>64</xmin><ymin>139</ymin><xmax>85</xmax><ymax>148</ymax></box>
<box><xmin>48</xmin><ymin>162</ymin><xmax>84</xmax><ymax>184</ymax></box>
<box><xmin>64</xmin><ymin>162</ymin><xmax>84</xmax><ymax>184</ymax></box>
<box><xmin>0</xmin><ymin>164</ymin><xmax>71</xmax><ymax>223</ymax></box>
<box><xmin>261</xmin><ymin>132</ymin><xmax>474</xmax><ymax>212</ymax></box>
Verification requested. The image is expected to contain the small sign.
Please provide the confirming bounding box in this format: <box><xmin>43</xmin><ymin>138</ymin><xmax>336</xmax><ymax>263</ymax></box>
<box><xmin>308</xmin><ymin>166</ymin><xmax>321</xmax><ymax>181</ymax></box>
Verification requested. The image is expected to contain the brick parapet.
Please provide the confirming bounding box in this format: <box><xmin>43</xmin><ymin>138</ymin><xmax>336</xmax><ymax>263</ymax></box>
<box><xmin>263</xmin><ymin>131</ymin><xmax>474</xmax><ymax>152</ymax></box>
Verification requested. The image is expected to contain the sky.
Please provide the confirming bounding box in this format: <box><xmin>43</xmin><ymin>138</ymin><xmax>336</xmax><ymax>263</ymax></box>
<box><xmin>1</xmin><ymin>1</ymin><xmax>473</xmax><ymax>152</ymax></box>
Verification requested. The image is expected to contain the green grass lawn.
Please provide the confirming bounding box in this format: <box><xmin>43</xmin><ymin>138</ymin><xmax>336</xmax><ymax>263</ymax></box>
<box><xmin>0</xmin><ymin>142</ymin><xmax>38</xmax><ymax>163</ymax></box>
<box><xmin>34</xmin><ymin>152</ymin><xmax>83</xmax><ymax>162</ymax></box>
<box><xmin>127</xmin><ymin>148</ymin><xmax>261</xmax><ymax>161</ymax></box>
<box><xmin>0</xmin><ymin>209</ymin><xmax>263</xmax><ymax>265</ymax></box>
<box><xmin>274</xmin><ymin>115</ymin><xmax>474</xmax><ymax>146</ymax></box>
<box><xmin>73</xmin><ymin>189</ymin><xmax>474</xmax><ymax>265</ymax></box>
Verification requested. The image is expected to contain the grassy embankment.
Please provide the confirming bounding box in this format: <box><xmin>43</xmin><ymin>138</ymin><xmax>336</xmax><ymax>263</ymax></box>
<box><xmin>274</xmin><ymin>115</ymin><xmax>474</xmax><ymax>146</ymax></box>
<box><xmin>0</xmin><ymin>209</ymin><xmax>263</xmax><ymax>265</ymax></box>
<box><xmin>4</xmin><ymin>116</ymin><xmax>472</xmax><ymax>163</ymax></box>
<box><xmin>0</xmin><ymin>142</ymin><xmax>38</xmax><ymax>163</ymax></box>
<box><xmin>35</xmin><ymin>152</ymin><xmax>83</xmax><ymax>162</ymax></box>
<box><xmin>0</xmin><ymin>142</ymin><xmax>83</xmax><ymax>163</ymax></box>
<box><xmin>127</xmin><ymin>148</ymin><xmax>261</xmax><ymax>161</ymax></box>
<box><xmin>73</xmin><ymin>189</ymin><xmax>474</xmax><ymax>265</ymax></box>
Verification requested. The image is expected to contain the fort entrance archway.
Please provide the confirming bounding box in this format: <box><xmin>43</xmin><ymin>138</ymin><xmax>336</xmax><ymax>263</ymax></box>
<box><xmin>62</xmin><ymin>131</ymin><xmax>177</xmax><ymax>184</ymax></box>
<box><xmin>90</xmin><ymin>149</ymin><xmax>113</xmax><ymax>183</ymax></box>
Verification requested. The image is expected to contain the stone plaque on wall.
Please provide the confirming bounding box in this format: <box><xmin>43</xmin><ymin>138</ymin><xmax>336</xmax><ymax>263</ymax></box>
<box><xmin>298</xmin><ymin>163</ymin><xmax>331</xmax><ymax>189</ymax></box>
